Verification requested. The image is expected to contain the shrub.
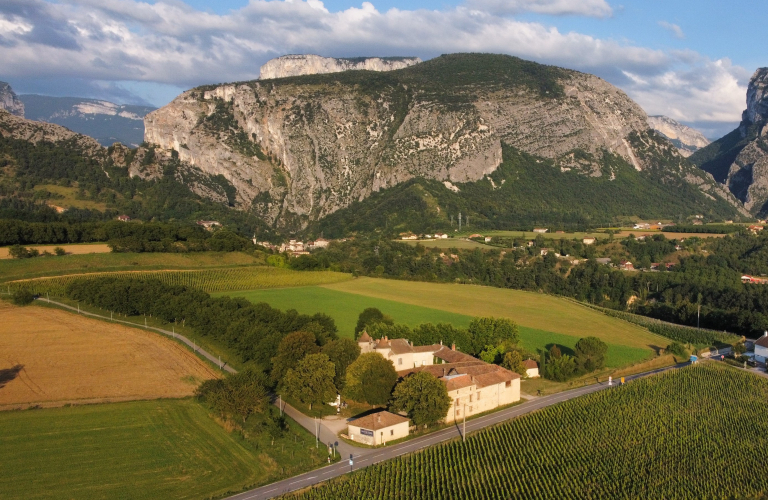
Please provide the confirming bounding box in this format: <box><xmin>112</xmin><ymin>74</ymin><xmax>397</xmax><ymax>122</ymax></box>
<box><xmin>11</xmin><ymin>288</ymin><xmax>35</xmax><ymax>305</ymax></box>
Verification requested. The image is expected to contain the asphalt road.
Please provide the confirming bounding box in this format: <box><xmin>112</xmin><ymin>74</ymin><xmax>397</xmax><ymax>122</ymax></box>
<box><xmin>225</xmin><ymin>360</ymin><xmax>692</xmax><ymax>500</ymax></box>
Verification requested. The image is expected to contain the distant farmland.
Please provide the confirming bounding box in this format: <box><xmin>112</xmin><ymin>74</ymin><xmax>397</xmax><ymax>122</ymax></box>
<box><xmin>221</xmin><ymin>283</ymin><xmax>652</xmax><ymax>368</ymax></box>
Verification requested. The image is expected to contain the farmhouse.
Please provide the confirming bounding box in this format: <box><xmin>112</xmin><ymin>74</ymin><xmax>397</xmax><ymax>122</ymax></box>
<box><xmin>755</xmin><ymin>332</ymin><xmax>768</xmax><ymax>363</ymax></box>
<box><xmin>523</xmin><ymin>359</ymin><xmax>539</xmax><ymax>378</ymax></box>
<box><xmin>359</xmin><ymin>334</ymin><xmax>521</xmax><ymax>423</ymax></box>
<box><xmin>400</xmin><ymin>232</ymin><xmax>418</xmax><ymax>240</ymax></box>
<box><xmin>117</xmin><ymin>214</ymin><xmax>131</xmax><ymax>222</ymax></box>
<box><xmin>582</xmin><ymin>237</ymin><xmax>596</xmax><ymax>245</ymax></box>
<box><xmin>533</xmin><ymin>228</ymin><xmax>548</xmax><ymax>233</ymax></box>
<box><xmin>434</xmin><ymin>233</ymin><xmax>449</xmax><ymax>239</ymax></box>
<box><xmin>347</xmin><ymin>410</ymin><xmax>410</xmax><ymax>446</ymax></box>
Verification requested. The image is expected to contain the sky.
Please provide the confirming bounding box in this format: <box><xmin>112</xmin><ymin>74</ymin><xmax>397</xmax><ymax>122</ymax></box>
<box><xmin>1</xmin><ymin>0</ymin><xmax>765</xmax><ymax>138</ymax></box>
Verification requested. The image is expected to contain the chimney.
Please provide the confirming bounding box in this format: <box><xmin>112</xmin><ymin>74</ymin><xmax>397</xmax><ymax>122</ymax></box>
<box><xmin>763</xmin><ymin>331</ymin><xmax>768</xmax><ymax>337</ymax></box>
<box><xmin>443</xmin><ymin>368</ymin><xmax>446</xmax><ymax>377</ymax></box>
<box><xmin>385</xmin><ymin>335</ymin><xmax>388</xmax><ymax>342</ymax></box>
<box><xmin>451</xmin><ymin>343</ymin><xmax>456</xmax><ymax>351</ymax></box>
<box><xmin>440</xmin><ymin>339</ymin><xmax>443</xmax><ymax>346</ymax></box>
<box><xmin>410</xmin><ymin>340</ymin><xmax>414</xmax><ymax>347</ymax></box>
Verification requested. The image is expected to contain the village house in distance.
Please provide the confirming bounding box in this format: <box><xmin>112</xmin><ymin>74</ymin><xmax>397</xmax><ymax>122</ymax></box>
<box><xmin>347</xmin><ymin>332</ymin><xmax>521</xmax><ymax>443</ymax></box>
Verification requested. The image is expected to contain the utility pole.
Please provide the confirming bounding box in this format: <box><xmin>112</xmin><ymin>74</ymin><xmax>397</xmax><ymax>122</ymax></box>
<box><xmin>458</xmin><ymin>212</ymin><xmax>462</xmax><ymax>231</ymax></box>
<box><xmin>462</xmin><ymin>403</ymin><xmax>466</xmax><ymax>442</ymax></box>
<box><xmin>315</xmin><ymin>418</ymin><xmax>319</xmax><ymax>448</ymax></box>
<box><xmin>279</xmin><ymin>395</ymin><xmax>283</xmax><ymax>416</ymax></box>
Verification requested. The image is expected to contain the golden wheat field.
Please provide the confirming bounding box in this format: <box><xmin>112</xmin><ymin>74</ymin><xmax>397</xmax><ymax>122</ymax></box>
<box><xmin>0</xmin><ymin>302</ymin><xmax>219</xmax><ymax>409</ymax></box>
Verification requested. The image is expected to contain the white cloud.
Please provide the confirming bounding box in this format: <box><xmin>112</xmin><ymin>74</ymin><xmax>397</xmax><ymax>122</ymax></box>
<box><xmin>0</xmin><ymin>0</ymin><xmax>748</xmax><ymax>132</ymax></box>
<box><xmin>465</xmin><ymin>0</ymin><xmax>612</xmax><ymax>17</ymax></box>
<box><xmin>658</xmin><ymin>21</ymin><xmax>684</xmax><ymax>40</ymax></box>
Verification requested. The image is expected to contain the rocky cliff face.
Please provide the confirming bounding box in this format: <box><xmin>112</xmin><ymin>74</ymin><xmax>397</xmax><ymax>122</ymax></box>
<box><xmin>145</xmin><ymin>54</ymin><xmax>743</xmax><ymax>229</ymax></box>
<box><xmin>647</xmin><ymin>115</ymin><xmax>710</xmax><ymax>157</ymax></box>
<box><xmin>0</xmin><ymin>82</ymin><xmax>25</xmax><ymax>118</ymax></box>
<box><xmin>259</xmin><ymin>55</ymin><xmax>421</xmax><ymax>79</ymax></box>
<box><xmin>691</xmin><ymin>68</ymin><xmax>768</xmax><ymax>215</ymax></box>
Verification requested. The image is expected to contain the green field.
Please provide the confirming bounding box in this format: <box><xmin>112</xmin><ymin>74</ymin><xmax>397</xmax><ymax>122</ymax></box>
<box><xmin>284</xmin><ymin>364</ymin><xmax>768</xmax><ymax>499</ymax></box>
<box><xmin>0</xmin><ymin>399</ymin><xmax>334</xmax><ymax>500</ymax></box>
<box><xmin>0</xmin><ymin>399</ymin><xmax>263</xmax><ymax>500</ymax></box>
<box><xmin>323</xmin><ymin>278</ymin><xmax>666</xmax><ymax>352</ymax></box>
<box><xmin>221</xmin><ymin>285</ymin><xmax>651</xmax><ymax>367</ymax></box>
<box><xmin>5</xmin><ymin>266</ymin><xmax>352</xmax><ymax>295</ymax></box>
<box><xmin>0</xmin><ymin>251</ymin><xmax>267</xmax><ymax>282</ymax></box>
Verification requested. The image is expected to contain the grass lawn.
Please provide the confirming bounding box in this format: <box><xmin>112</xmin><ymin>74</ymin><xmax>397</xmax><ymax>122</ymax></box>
<box><xmin>0</xmin><ymin>399</ymin><xmax>264</xmax><ymax>500</ymax></box>
<box><xmin>219</xmin><ymin>285</ymin><xmax>652</xmax><ymax>368</ymax></box>
<box><xmin>33</xmin><ymin>184</ymin><xmax>108</xmax><ymax>211</ymax></box>
<box><xmin>0</xmin><ymin>251</ymin><xmax>266</xmax><ymax>282</ymax></box>
<box><xmin>322</xmin><ymin>278</ymin><xmax>666</xmax><ymax>352</ymax></box>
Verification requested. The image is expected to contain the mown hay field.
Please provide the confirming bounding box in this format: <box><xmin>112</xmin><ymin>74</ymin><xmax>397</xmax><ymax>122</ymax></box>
<box><xmin>222</xmin><ymin>286</ymin><xmax>651</xmax><ymax>368</ymax></box>
<box><xmin>283</xmin><ymin>363</ymin><xmax>768</xmax><ymax>500</ymax></box>
<box><xmin>0</xmin><ymin>243</ymin><xmax>112</xmax><ymax>259</ymax></box>
<box><xmin>0</xmin><ymin>250</ymin><xmax>267</xmax><ymax>281</ymax></box>
<box><xmin>4</xmin><ymin>266</ymin><xmax>352</xmax><ymax>296</ymax></box>
<box><xmin>0</xmin><ymin>302</ymin><xmax>218</xmax><ymax>408</ymax></box>
<box><xmin>0</xmin><ymin>399</ymin><xmax>265</xmax><ymax>500</ymax></box>
<box><xmin>322</xmin><ymin>278</ymin><xmax>666</xmax><ymax>352</ymax></box>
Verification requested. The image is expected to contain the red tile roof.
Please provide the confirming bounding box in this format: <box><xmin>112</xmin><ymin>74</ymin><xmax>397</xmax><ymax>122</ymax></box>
<box><xmin>349</xmin><ymin>411</ymin><xmax>409</xmax><ymax>430</ymax></box>
<box><xmin>523</xmin><ymin>359</ymin><xmax>538</xmax><ymax>369</ymax></box>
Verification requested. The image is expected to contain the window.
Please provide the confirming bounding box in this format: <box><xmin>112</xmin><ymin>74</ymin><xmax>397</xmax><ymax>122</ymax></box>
<box><xmin>505</xmin><ymin>381</ymin><xmax>511</xmax><ymax>388</ymax></box>
<box><xmin>456</xmin><ymin>409</ymin><xmax>461</xmax><ymax>416</ymax></box>
<box><xmin>469</xmin><ymin>406</ymin><xmax>473</xmax><ymax>412</ymax></box>
<box><xmin>398</xmin><ymin>358</ymin><xmax>402</xmax><ymax>365</ymax></box>
<box><xmin>477</xmin><ymin>391</ymin><xmax>481</xmax><ymax>400</ymax></box>
<box><xmin>390</xmin><ymin>430</ymin><xmax>394</xmax><ymax>436</ymax></box>
<box><xmin>469</xmin><ymin>394</ymin><xmax>473</xmax><ymax>403</ymax></box>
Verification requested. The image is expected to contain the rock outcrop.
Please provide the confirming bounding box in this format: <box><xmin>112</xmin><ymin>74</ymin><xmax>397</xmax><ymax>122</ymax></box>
<box><xmin>648</xmin><ymin>116</ymin><xmax>710</xmax><ymax>157</ymax></box>
<box><xmin>691</xmin><ymin>68</ymin><xmax>768</xmax><ymax>215</ymax></box>
<box><xmin>146</xmin><ymin>54</ymin><xmax>743</xmax><ymax>229</ymax></box>
<box><xmin>259</xmin><ymin>55</ymin><xmax>422</xmax><ymax>80</ymax></box>
<box><xmin>0</xmin><ymin>82</ymin><xmax>25</xmax><ymax>118</ymax></box>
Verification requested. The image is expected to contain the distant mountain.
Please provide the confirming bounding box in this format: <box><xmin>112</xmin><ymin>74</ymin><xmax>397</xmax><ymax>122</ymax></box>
<box><xmin>0</xmin><ymin>82</ymin><xmax>25</xmax><ymax>117</ymax></box>
<box><xmin>259</xmin><ymin>54</ymin><xmax>422</xmax><ymax>79</ymax></box>
<box><xmin>145</xmin><ymin>53</ymin><xmax>745</xmax><ymax>232</ymax></box>
<box><xmin>647</xmin><ymin>116</ymin><xmax>710</xmax><ymax>157</ymax></box>
<box><xmin>690</xmin><ymin>68</ymin><xmax>768</xmax><ymax>215</ymax></box>
<box><xmin>19</xmin><ymin>95</ymin><xmax>155</xmax><ymax>147</ymax></box>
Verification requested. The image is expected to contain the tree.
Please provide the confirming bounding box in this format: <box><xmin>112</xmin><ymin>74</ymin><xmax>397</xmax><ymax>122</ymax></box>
<box><xmin>574</xmin><ymin>336</ymin><xmax>608</xmax><ymax>372</ymax></box>
<box><xmin>390</xmin><ymin>372</ymin><xmax>451</xmax><ymax>427</ymax></box>
<box><xmin>542</xmin><ymin>354</ymin><xmax>577</xmax><ymax>382</ymax></box>
<box><xmin>343</xmin><ymin>352</ymin><xmax>398</xmax><ymax>405</ymax></box>
<box><xmin>322</xmin><ymin>338</ymin><xmax>361</xmax><ymax>391</ymax></box>
<box><xmin>501</xmin><ymin>349</ymin><xmax>528</xmax><ymax>377</ymax></box>
<box><xmin>282</xmin><ymin>353</ymin><xmax>337</xmax><ymax>410</ymax></box>
<box><xmin>270</xmin><ymin>331</ymin><xmax>320</xmax><ymax>385</ymax></box>
<box><xmin>196</xmin><ymin>369</ymin><xmax>268</xmax><ymax>423</ymax></box>
<box><xmin>467</xmin><ymin>317</ymin><xmax>519</xmax><ymax>355</ymax></box>
<box><xmin>733</xmin><ymin>342</ymin><xmax>746</xmax><ymax>356</ymax></box>
<box><xmin>11</xmin><ymin>288</ymin><xmax>35</xmax><ymax>305</ymax></box>
<box><xmin>355</xmin><ymin>307</ymin><xmax>393</xmax><ymax>339</ymax></box>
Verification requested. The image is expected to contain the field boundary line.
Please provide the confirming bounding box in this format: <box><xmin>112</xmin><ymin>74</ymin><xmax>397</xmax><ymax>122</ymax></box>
<box><xmin>40</xmin><ymin>298</ymin><xmax>237</xmax><ymax>374</ymax></box>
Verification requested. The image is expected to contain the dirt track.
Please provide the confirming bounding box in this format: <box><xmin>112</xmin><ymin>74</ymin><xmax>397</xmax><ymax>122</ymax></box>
<box><xmin>0</xmin><ymin>302</ymin><xmax>219</xmax><ymax>409</ymax></box>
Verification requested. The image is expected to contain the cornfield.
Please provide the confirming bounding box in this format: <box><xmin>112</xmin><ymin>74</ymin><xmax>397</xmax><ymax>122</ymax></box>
<box><xmin>284</xmin><ymin>364</ymin><xmax>768</xmax><ymax>500</ymax></box>
<box><xmin>3</xmin><ymin>267</ymin><xmax>352</xmax><ymax>296</ymax></box>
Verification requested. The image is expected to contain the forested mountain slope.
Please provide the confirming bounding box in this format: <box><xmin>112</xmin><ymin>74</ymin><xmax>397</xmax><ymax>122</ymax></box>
<box><xmin>145</xmin><ymin>53</ymin><xmax>744</xmax><ymax>231</ymax></box>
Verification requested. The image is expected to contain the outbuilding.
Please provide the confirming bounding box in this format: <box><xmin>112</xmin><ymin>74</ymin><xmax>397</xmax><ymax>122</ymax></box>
<box><xmin>755</xmin><ymin>332</ymin><xmax>768</xmax><ymax>363</ymax></box>
<box><xmin>347</xmin><ymin>411</ymin><xmax>410</xmax><ymax>446</ymax></box>
<box><xmin>523</xmin><ymin>359</ymin><xmax>539</xmax><ymax>378</ymax></box>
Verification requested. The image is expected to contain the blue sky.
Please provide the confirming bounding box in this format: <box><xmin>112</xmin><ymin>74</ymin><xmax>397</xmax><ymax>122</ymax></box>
<box><xmin>1</xmin><ymin>0</ymin><xmax>765</xmax><ymax>138</ymax></box>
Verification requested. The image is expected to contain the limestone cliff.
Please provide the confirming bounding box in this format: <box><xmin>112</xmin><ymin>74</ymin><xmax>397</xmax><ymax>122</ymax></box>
<box><xmin>146</xmin><ymin>54</ymin><xmax>743</xmax><ymax>229</ymax></box>
<box><xmin>648</xmin><ymin>116</ymin><xmax>710</xmax><ymax>157</ymax></box>
<box><xmin>691</xmin><ymin>68</ymin><xmax>768</xmax><ymax>215</ymax></box>
<box><xmin>259</xmin><ymin>55</ymin><xmax>421</xmax><ymax>79</ymax></box>
<box><xmin>0</xmin><ymin>82</ymin><xmax>25</xmax><ymax>118</ymax></box>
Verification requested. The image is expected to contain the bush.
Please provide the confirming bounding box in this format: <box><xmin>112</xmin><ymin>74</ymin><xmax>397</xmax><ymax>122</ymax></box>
<box><xmin>54</xmin><ymin>247</ymin><xmax>66</xmax><ymax>256</ymax></box>
<box><xmin>11</xmin><ymin>288</ymin><xmax>35</xmax><ymax>305</ymax></box>
<box><xmin>9</xmin><ymin>244</ymin><xmax>39</xmax><ymax>259</ymax></box>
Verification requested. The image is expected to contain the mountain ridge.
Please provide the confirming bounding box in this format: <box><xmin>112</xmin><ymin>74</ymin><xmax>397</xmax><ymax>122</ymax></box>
<box><xmin>690</xmin><ymin>68</ymin><xmax>768</xmax><ymax>215</ymax></box>
<box><xmin>145</xmin><ymin>53</ymin><xmax>745</xmax><ymax>231</ymax></box>
<box><xmin>647</xmin><ymin>115</ymin><xmax>710</xmax><ymax>157</ymax></box>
